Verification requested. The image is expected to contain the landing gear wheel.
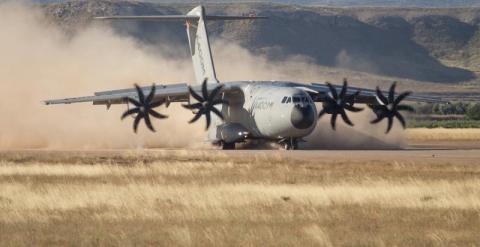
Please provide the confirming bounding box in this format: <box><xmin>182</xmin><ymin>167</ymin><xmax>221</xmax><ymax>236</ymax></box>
<box><xmin>222</xmin><ymin>142</ymin><xmax>235</xmax><ymax>150</ymax></box>
<box><xmin>284</xmin><ymin>139</ymin><xmax>299</xmax><ymax>150</ymax></box>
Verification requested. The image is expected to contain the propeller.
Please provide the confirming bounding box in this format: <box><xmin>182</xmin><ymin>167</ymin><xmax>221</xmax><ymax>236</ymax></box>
<box><xmin>369</xmin><ymin>82</ymin><xmax>414</xmax><ymax>133</ymax></box>
<box><xmin>318</xmin><ymin>79</ymin><xmax>363</xmax><ymax>130</ymax></box>
<box><xmin>182</xmin><ymin>79</ymin><xmax>228</xmax><ymax>130</ymax></box>
<box><xmin>121</xmin><ymin>84</ymin><xmax>168</xmax><ymax>133</ymax></box>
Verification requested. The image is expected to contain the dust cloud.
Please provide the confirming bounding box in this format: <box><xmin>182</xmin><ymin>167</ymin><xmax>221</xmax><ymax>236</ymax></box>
<box><xmin>0</xmin><ymin>2</ymin><xmax>405</xmax><ymax>150</ymax></box>
<box><xmin>0</xmin><ymin>1</ymin><xmax>201</xmax><ymax>149</ymax></box>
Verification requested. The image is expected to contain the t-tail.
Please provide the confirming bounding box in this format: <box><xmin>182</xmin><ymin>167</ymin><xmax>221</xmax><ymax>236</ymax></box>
<box><xmin>95</xmin><ymin>5</ymin><xmax>266</xmax><ymax>84</ymax></box>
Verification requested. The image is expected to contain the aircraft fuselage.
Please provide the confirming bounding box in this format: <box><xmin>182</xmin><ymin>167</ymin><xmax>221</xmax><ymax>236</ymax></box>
<box><xmin>218</xmin><ymin>82</ymin><xmax>317</xmax><ymax>143</ymax></box>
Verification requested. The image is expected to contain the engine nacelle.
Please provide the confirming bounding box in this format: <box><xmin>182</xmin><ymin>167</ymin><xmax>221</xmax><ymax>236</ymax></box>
<box><xmin>216</xmin><ymin>123</ymin><xmax>249</xmax><ymax>143</ymax></box>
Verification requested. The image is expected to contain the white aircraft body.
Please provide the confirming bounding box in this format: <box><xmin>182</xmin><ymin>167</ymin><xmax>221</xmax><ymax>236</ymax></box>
<box><xmin>45</xmin><ymin>5</ymin><xmax>445</xmax><ymax>150</ymax></box>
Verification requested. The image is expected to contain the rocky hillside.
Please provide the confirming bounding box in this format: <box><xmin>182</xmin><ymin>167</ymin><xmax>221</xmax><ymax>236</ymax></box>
<box><xmin>35</xmin><ymin>0</ymin><xmax>480</xmax><ymax>8</ymax></box>
<box><xmin>41</xmin><ymin>0</ymin><xmax>480</xmax><ymax>84</ymax></box>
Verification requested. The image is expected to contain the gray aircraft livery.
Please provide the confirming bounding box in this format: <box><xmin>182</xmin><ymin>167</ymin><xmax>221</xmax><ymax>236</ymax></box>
<box><xmin>45</xmin><ymin>5</ymin><xmax>445</xmax><ymax>150</ymax></box>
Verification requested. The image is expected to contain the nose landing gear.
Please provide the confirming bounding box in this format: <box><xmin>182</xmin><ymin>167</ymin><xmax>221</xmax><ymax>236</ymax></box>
<box><xmin>222</xmin><ymin>142</ymin><xmax>236</xmax><ymax>150</ymax></box>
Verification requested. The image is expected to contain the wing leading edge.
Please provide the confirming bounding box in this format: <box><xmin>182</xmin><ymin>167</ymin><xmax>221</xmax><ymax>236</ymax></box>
<box><xmin>44</xmin><ymin>83</ymin><xmax>191</xmax><ymax>106</ymax></box>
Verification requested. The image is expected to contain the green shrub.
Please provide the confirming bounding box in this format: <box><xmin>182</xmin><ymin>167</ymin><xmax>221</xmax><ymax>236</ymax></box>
<box><xmin>466</xmin><ymin>103</ymin><xmax>480</xmax><ymax>120</ymax></box>
<box><xmin>413</xmin><ymin>102</ymin><xmax>470</xmax><ymax>115</ymax></box>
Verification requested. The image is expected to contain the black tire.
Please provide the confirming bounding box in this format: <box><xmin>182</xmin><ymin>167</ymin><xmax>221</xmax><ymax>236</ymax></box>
<box><xmin>284</xmin><ymin>139</ymin><xmax>299</xmax><ymax>150</ymax></box>
<box><xmin>292</xmin><ymin>142</ymin><xmax>299</xmax><ymax>150</ymax></box>
<box><xmin>222</xmin><ymin>142</ymin><xmax>235</xmax><ymax>150</ymax></box>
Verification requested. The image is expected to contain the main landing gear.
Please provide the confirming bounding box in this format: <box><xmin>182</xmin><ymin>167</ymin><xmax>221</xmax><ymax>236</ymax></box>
<box><xmin>283</xmin><ymin>138</ymin><xmax>299</xmax><ymax>150</ymax></box>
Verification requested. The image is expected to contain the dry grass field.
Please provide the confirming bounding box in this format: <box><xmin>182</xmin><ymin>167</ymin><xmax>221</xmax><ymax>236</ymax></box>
<box><xmin>1</xmin><ymin>142</ymin><xmax>480</xmax><ymax>246</ymax></box>
<box><xmin>407</xmin><ymin>128</ymin><xmax>480</xmax><ymax>150</ymax></box>
<box><xmin>407</xmin><ymin>128</ymin><xmax>480</xmax><ymax>142</ymax></box>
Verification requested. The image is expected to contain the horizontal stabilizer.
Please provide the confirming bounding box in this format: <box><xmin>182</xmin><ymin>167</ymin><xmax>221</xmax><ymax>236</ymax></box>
<box><xmin>94</xmin><ymin>15</ymin><xmax>267</xmax><ymax>21</ymax></box>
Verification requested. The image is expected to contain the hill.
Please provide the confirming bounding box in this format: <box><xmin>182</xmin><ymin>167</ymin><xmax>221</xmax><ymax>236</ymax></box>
<box><xmin>39</xmin><ymin>0</ymin><xmax>480</xmax><ymax>86</ymax></box>
<box><xmin>34</xmin><ymin>0</ymin><xmax>480</xmax><ymax>8</ymax></box>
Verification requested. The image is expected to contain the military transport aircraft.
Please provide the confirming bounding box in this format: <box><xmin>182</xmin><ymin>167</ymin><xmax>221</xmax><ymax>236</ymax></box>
<box><xmin>44</xmin><ymin>5</ymin><xmax>445</xmax><ymax>150</ymax></box>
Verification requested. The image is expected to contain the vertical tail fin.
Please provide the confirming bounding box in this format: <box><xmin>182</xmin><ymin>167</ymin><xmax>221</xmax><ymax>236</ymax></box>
<box><xmin>186</xmin><ymin>6</ymin><xmax>218</xmax><ymax>84</ymax></box>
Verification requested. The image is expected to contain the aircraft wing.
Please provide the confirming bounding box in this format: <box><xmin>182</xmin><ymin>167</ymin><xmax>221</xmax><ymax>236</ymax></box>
<box><xmin>44</xmin><ymin>82</ymin><xmax>240</xmax><ymax>107</ymax></box>
<box><xmin>44</xmin><ymin>83</ymin><xmax>193</xmax><ymax>106</ymax></box>
<box><xmin>300</xmin><ymin>82</ymin><xmax>448</xmax><ymax>104</ymax></box>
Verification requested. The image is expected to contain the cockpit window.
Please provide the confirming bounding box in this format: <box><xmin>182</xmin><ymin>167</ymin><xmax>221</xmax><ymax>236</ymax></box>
<box><xmin>286</xmin><ymin>97</ymin><xmax>292</xmax><ymax>103</ymax></box>
<box><xmin>281</xmin><ymin>96</ymin><xmax>287</xmax><ymax>103</ymax></box>
<box><xmin>293</xmin><ymin>97</ymin><xmax>300</xmax><ymax>103</ymax></box>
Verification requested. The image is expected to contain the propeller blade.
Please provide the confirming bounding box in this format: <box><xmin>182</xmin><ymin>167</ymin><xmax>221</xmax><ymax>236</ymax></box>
<box><xmin>144</xmin><ymin>114</ymin><xmax>155</xmax><ymax>132</ymax></box>
<box><xmin>318</xmin><ymin>109</ymin><xmax>326</xmax><ymax>118</ymax></box>
<box><xmin>135</xmin><ymin>84</ymin><xmax>145</xmax><ymax>104</ymax></box>
<box><xmin>211</xmin><ymin>107</ymin><xmax>224</xmax><ymax>120</ymax></box>
<box><xmin>201</xmin><ymin>79</ymin><xmax>209</xmax><ymax>100</ymax></box>
<box><xmin>346</xmin><ymin>90</ymin><xmax>361</xmax><ymax>104</ymax></box>
<box><xmin>330</xmin><ymin>113</ymin><xmax>338</xmax><ymax>130</ymax></box>
<box><xmin>326</xmin><ymin>82</ymin><xmax>338</xmax><ymax>100</ymax></box>
<box><xmin>182</xmin><ymin>103</ymin><xmax>203</xmax><ymax>110</ymax></box>
<box><xmin>121</xmin><ymin>108</ymin><xmax>140</xmax><ymax>120</ymax></box>
<box><xmin>188</xmin><ymin>108</ymin><xmax>205</xmax><ymax>124</ymax></box>
<box><xmin>388</xmin><ymin>82</ymin><xmax>397</xmax><ymax>103</ymax></box>
<box><xmin>386</xmin><ymin>117</ymin><xmax>394</xmax><ymax>134</ymax></box>
<box><xmin>394</xmin><ymin>92</ymin><xmax>412</xmax><ymax>106</ymax></box>
<box><xmin>149</xmin><ymin>109</ymin><xmax>168</xmax><ymax>119</ymax></box>
<box><xmin>345</xmin><ymin>104</ymin><xmax>363</xmax><ymax>112</ymax></box>
<box><xmin>375</xmin><ymin>87</ymin><xmax>389</xmax><ymax>105</ymax></box>
<box><xmin>371</xmin><ymin>116</ymin><xmax>385</xmax><ymax>124</ymax></box>
<box><xmin>188</xmin><ymin>86</ymin><xmax>204</xmax><ymax>103</ymax></box>
<box><xmin>127</xmin><ymin>98</ymin><xmax>141</xmax><ymax>107</ymax></box>
<box><xmin>205</xmin><ymin>111</ymin><xmax>211</xmax><ymax>129</ymax></box>
<box><xmin>325</xmin><ymin>95</ymin><xmax>337</xmax><ymax>105</ymax></box>
<box><xmin>395</xmin><ymin>112</ymin><xmax>407</xmax><ymax>129</ymax></box>
<box><xmin>208</xmin><ymin>84</ymin><xmax>224</xmax><ymax>102</ymax></box>
<box><xmin>146</xmin><ymin>84</ymin><xmax>156</xmax><ymax>103</ymax></box>
<box><xmin>133</xmin><ymin>113</ymin><xmax>143</xmax><ymax>133</ymax></box>
<box><xmin>340</xmin><ymin>110</ymin><xmax>354</xmax><ymax>126</ymax></box>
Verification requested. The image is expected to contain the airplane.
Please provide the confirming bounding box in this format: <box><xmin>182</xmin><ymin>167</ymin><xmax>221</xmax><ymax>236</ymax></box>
<box><xmin>44</xmin><ymin>5</ymin><xmax>446</xmax><ymax>150</ymax></box>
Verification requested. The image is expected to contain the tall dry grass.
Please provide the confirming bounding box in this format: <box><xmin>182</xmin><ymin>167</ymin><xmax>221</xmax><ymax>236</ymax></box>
<box><xmin>0</xmin><ymin>150</ymin><xmax>479</xmax><ymax>246</ymax></box>
<box><xmin>407</xmin><ymin>128</ymin><xmax>480</xmax><ymax>142</ymax></box>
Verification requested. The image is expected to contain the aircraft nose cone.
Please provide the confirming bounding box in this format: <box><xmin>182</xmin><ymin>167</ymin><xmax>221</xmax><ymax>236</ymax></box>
<box><xmin>291</xmin><ymin>104</ymin><xmax>315</xmax><ymax>129</ymax></box>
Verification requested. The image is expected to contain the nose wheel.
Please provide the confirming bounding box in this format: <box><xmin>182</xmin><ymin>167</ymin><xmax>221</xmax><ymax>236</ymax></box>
<box><xmin>283</xmin><ymin>138</ymin><xmax>299</xmax><ymax>150</ymax></box>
